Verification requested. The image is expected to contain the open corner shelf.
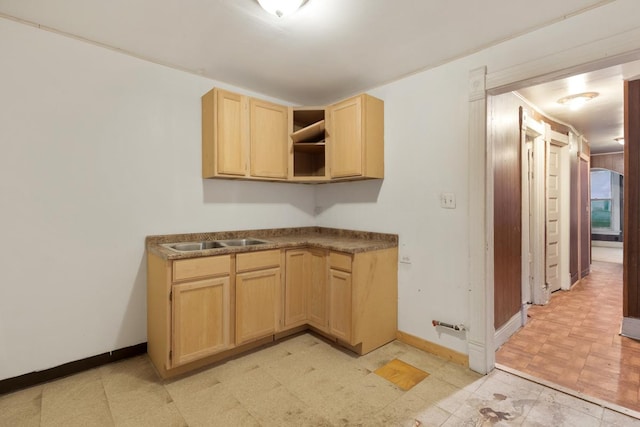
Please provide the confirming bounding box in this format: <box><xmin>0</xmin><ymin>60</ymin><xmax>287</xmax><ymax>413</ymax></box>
<box><xmin>291</xmin><ymin>120</ymin><xmax>325</xmax><ymax>144</ymax></box>
<box><xmin>292</xmin><ymin>108</ymin><xmax>326</xmax><ymax>178</ymax></box>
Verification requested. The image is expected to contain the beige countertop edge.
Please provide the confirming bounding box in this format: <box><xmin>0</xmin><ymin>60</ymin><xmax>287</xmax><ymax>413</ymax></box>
<box><xmin>146</xmin><ymin>236</ymin><xmax>398</xmax><ymax>260</ymax></box>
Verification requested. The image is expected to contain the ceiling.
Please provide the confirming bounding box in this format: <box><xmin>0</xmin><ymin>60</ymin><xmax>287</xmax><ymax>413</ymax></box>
<box><xmin>0</xmin><ymin>0</ymin><xmax>631</xmax><ymax>153</ymax></box>
<box><xmin>517</xmin><ymin>60</ymin><xmax>640</xmax><ymax>154</ymax></box>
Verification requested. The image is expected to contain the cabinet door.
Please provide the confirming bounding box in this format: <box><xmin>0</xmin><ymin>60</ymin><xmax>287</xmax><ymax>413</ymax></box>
<box><xmin>171</xmin><ymin>276</ymin><xmax>231</xmax><ymax>367</ymax></box>
<box><xmin>250</xmin><ymin>99</ymin><xmax>288</xmax><ymax>179</ymax></box>
<box><xmin>329</xmin><ymin>96</ymin><xmax>362</xmax><ymax>178</ymax></box>
<box><xmin>308</xmin><ymin>249</ymin><xmax>328</xmax><ymax>331</ymax></box>
<box><xmin>216</xmin><ymin>89</ymin><xmax>248</xmax><ymax>176</ymax></box>
<box><xmin>236</xmin><ymin>267</ymin><xmax>280</xmax><ymax>345</ymax></box>
<box><xmin>284</xmin><ymin>250</ymin><xmax>308</xmax><ymax>328</ymax></box>
<box><xmin>329</xmin><ymin>268</ymin><xmax>352</xmax><ymax>342</ymax></box>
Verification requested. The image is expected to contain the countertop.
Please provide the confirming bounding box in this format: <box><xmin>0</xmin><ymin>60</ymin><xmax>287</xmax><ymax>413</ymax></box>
<box><xmin>146</xmin><ymin>227</ymin><xmax>398</xmax><ymax>260</ymax></box>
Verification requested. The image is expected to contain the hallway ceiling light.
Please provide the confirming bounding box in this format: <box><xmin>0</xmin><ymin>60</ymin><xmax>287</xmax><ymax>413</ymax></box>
<box><xmin>615</xmin><ymin>137</ymin><xmax>625</xmax><ymax>145</ymax></box>
<box><xmin>257</xmin><ymin>0</ymin><xmax>307</xmax><ymax>17</ymax></box>
<box><xmin>556</xmin><ymin>92</ymin><xmax>599</xmax><ymax>111</ymax></box>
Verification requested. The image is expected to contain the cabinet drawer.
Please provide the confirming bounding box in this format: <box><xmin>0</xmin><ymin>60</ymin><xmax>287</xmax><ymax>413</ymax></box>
<box><xmin>173</xmin><ymin>255</ymin><xmax>231</xmax><ymax>282</ymax></box>
<box><xmin>329</xmin><ymin>252</ymin><xmax>352</xmax><ymax>272</ymax></box>
<box><xmin>236</xmin><ymin>250</ymin><xmax>281</xmax><ymax>273</ymax></box>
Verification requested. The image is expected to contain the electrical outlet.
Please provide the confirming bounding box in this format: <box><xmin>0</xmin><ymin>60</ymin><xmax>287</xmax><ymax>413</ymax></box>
<box><xmin>399</xmin><ymin>243</ymin><xmax>411</xmax><ymax>264</ymax></box>
<box><xmin>440</xmin><ymin>192</ymin><xmax>456</xmax><ymax>209</ymax></box>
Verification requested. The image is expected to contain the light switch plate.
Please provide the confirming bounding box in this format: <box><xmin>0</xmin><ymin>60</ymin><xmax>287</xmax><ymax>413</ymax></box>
<box><xmin>440</xmin><ymin>192</ymin><xmax>456</xmax><ymax>209</ymax></box>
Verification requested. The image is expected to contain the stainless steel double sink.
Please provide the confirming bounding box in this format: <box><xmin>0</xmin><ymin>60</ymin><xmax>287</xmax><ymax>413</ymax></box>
<box><xmin>163</xmin><ymin>238</ymin><xmax>270</xmax><ymax>252</ymax></box>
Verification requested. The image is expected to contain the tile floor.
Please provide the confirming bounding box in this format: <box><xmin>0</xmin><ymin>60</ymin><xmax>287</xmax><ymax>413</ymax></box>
<box><xmin>3</xmin><ymin>332</ymin><xmax>640</xmax><ymax>426</ymax></box>
<box><xmin>496</xmin><ymin>258</ymin><xmax>640</xmax><ymax>416</ymax></box>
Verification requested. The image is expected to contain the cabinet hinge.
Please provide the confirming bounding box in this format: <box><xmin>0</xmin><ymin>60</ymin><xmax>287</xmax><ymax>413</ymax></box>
<box><xmin>169</xmin><ymin>350</ymin><xmax>172</xmax><ymax>360</ymax></box>
<box><xmin>169</xmin><ymin>291</ymin><xmax>172</xmax><ymax>301</ymax></box>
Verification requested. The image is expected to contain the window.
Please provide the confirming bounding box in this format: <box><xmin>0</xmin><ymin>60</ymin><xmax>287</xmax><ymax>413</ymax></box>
<box><xmin>591</xmin><ymin>168</ymin><xmax>623</xmax><ymax>235</ymax></box>
<box><xmin>591</xmin><ymin>170</ymin><xmax>612</xmax><ymax>229</ymax></box>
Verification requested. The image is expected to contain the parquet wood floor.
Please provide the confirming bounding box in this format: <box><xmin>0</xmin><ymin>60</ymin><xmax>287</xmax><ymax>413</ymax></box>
<box><xmin>496</xmin><ymin>260</ymin><xmax>640</xmax><ymax>411</ymax></box>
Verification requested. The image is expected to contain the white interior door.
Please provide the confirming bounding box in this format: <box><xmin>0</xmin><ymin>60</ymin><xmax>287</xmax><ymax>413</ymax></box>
<box><xmin>546</xmin><ymin>143</ymin><xmax>561</xmax><ymax>293</ymax></box>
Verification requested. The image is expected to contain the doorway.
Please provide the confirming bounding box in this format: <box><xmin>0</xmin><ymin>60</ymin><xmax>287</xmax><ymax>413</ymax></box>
<box><xmin>490</xmin><ymin>69</ymin><xmax>640</xmax><ymax>413</ymax></box>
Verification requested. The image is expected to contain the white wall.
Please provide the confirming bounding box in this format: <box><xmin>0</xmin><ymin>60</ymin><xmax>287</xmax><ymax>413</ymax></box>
<box><xmin>317</xmin><ymin>0</ymin><xmax>640</xmax><ymax>355</ymax></box>
<box><xmin>316</xmin><ymin>61</ymin><xmax>473</xmax><ymax>354</ymax></box>
<box><xmin>0</xmin><ymin>19</ymin><xmax>315</xmax><ymax>381</ymax></box>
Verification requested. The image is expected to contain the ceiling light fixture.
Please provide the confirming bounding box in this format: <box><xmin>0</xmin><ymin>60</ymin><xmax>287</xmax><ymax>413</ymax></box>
<box><xmin>556</xmin><ymin>91</ymin><xmax>599</xmax><ymax>111</ymax></box>
<box><xmin>615</xmin><ymin>137</ymin><xmax>625</xmax><ymax>145</ymax></box>
<box><xmin>257</xmin><ymin>0</ymin><xmax>306</xmax><ymax>17</ymax></box>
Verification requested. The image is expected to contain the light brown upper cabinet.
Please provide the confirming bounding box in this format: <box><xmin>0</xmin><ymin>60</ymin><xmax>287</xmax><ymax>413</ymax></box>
<box><xmin>202</xmin><ymin>88</ymin><xmax>384</xmax><ymax>182</ymax></box>
<box><xmin>202</xmin><ymin>88</ymin><xmax>288</xmax><ymax>180</ymax></box>
<box><xmin>250</xmin><ymin>98</ymin><xmax>288</xmax><ymax>179</ymax></box>
<box><xmin>327</xmin><ymin>94</ymin><xmax>384</xmax><ymax>179</ymax></box>
<box><xmin>202</xmin><ymin>88</ymin><xmax>248</xmax><ymax>177</ymax></box>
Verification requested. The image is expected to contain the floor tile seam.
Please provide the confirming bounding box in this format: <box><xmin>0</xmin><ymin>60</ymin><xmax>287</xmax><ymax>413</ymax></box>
<box><xmin>37</xmin><ymin>391</ymin><xmax>43</xmax><ymax>427</ymax></box>
<box><xmin>227</xmin><ymin>381</ymin><xmax>285</xmax><ymax>408</ymax></box>
<box><xmin>104</xmin><ymin>384</ymin><xmax>170</xmax><ymax>425</ymax></box>
<box><xmin>496</xmin><ymin>363</ymin><xmax>640</xmax><ymax>421</ymax></box>
<box><xmin>453</xmin><ymin>389</ymin><xmax>537</xmax><ymax>424</ymax></box>
<box><xmin>575</xmin><ymin>377</ymin><xmax>640</xmax><ymax>395</ymax></box>
<box><xmin>565</xmin><ymin>332</ymin><xmax>617</xmax><ymax>343</ymax></box>
<box><xmin>172</xmin><ymin>386</ymin><xmax>245</xmax><ymax>422</ymax></box>
<box><xmin>583</xmin><ymin>351</ymin><xmax>631</xmax><ymax>366</ymax></box>
<box><xmin>535</xmin><ymin>345</ymin><xmax>590</xmax><ymax>359</ymax></box>
<box><xmin>42</xmin><ymin>381</ymin><xmax>116</xmax><ymax>426</ymax></box>
<box><xmin>525</xmin><ymin>318</ymin><xmax>578</xmax><ymax>331</ymax></box>
<box><xmin>473</xmin><ymin>378</ymin><xmax>544</xmax><ymax>401</ymax></box>
<box><xmin>611</xmin><ymin>341</ymin><xmax>640</xmax><ymax>353</ymax></box>
<box><xmin>528</xmin><ymin>352</ymin><xmax>584</xmax><ymax>367</ymax></box>
<box><xmin>97</xmin><ymin>376</ymin><xmax>118</xmax><ymax>427</ymax></box>
<box><xmin>426</xmin><ymin>374</ymin><xmax>478</xmax><ymax>394</ymax></box>
<box><xmin>161</xmin><ymin>390</ymin><xmax>190</xmax><ymax>427</ymax></box>
<box><xmin>532</xmin><ymin>337</ymin><xmax>591</xmax><ymax>349</ymax></box>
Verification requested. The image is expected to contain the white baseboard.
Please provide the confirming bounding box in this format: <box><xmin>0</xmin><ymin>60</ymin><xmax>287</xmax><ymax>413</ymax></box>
<box><xmin>592</xmin><ymin>240</ymin><xmax>623</xmax><ymax>248</ymax></box>
<box><xmin>494</xmin><ymin>310</ymin><xmax>523</xmax><ymax>350</ymax></box>
<box><xmin>621</xmin><ymin>317</ymin><xmax>640</xmax><ymax>340</ymax></box>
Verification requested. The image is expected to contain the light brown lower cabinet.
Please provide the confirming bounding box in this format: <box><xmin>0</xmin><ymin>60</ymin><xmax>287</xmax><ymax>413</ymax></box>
<box><xmin>307</xmin><ymin>249</ymin><xmax>329</xmax><ymax>331</ymax></box>
<box><xmin>147</xmin><ymin>246</ymin><xmax>397</xmax><ymax>378</ymax></box>
<box><xmin>328</xmin><ymin>266</ymin><xmax>352</xmax><ymax>342</ymax></box>
<box><xmin>284</xmin><ymin>250</ymin><xmax>309</xmax><ymax>328</ymax></box>
<box><xmin>235</xmin><ymin>250</ymin><xmax>281</xmax><ymax>345</ymax></box>
<box><xmin>326</xmin><ymin>250</ymin><xmax>399</xmax><ymax>354</ymax></box>
<box><xmin>172</xmin><ymin>276</ymin><xmax>231</xmax><ymax>366</ymax></box>
<box><xmin>147</xmin><ymin>253</ymin><xmax>233</xmax><ymax>377</ymax></box>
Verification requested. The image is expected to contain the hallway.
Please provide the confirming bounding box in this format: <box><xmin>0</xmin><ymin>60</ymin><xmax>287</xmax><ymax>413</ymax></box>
<box><xmin>496</xmin><ymin>259</ymin><xmax>640</xmax><ymax>413</ymax></box>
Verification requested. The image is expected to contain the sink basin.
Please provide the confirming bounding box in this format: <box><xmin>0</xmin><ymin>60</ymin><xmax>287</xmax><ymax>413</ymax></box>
<box><xmin>165</xmin><ymin>241</ymin><xmax>226</xmax><ymax>252</ymax></box>
<box><xmin>217</xmin><ymin>238</ymin><xmax>269</xmax><ymax>247</ymax></box>
<box><xmin>163</xmin><ymin>238</ymin><xmax>270</xmax><ymax>252</ymax></box>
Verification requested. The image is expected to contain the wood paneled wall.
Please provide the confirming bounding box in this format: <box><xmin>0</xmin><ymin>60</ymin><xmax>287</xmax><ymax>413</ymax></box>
<box><xmin>624</xmin><ymin>79</ymin><xmax>640</xmax><ymax>318</ymax></box>
<box><xmin>492</xmin><ymin>94</ymin><xmax>522</xmax><ymax>329</ymax></box>
<box><xmin>592</xmin><ymin>152</ymin><xmax>624</xmax><ymax>175</ymax></box>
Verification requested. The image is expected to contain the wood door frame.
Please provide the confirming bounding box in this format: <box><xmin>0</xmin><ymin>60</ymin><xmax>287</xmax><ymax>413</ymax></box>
<box><xmin>521</xmin><ymin>114</ymin><xmax>545</xmax><ymax>306</ymax></box>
